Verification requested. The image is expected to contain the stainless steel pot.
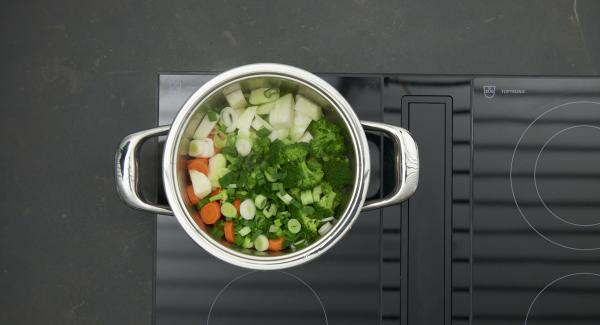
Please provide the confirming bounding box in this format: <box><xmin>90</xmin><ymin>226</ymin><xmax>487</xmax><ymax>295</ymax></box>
<box><xmin>115</xmin><ymin>63</ymin><xmax>419</xmax><ymax>269</ymax></box>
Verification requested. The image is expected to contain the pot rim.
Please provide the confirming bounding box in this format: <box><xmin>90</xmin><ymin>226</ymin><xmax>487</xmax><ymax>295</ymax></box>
<box><xmin>162</xmin><ymin>63</ymin><xmax>370</xmax><ymax>270</ymax></box>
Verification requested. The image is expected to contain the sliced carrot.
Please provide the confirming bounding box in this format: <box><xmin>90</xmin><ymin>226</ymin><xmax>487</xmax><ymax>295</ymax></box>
<box><xmin>199</xmin><ymin>201</ymin><xmax>221</xmax><ymax>225</ymax></box>
<box><xmin>187</xmin><ymin>158</ymin><xmax>209</xmax><ymax>175</ymax></box>
<box><xmin>224</xmin><ymin>221</ymin><xmax>235</xmax><ymax>243</ymax></box>
<box><xmin>186</xmin><ymin>185</ymin><xmax>199</xmax><ymax>205</ymax></box>
<box><xmin>268</xmin><ymin>237</ymin><xmax>285</xmax><ymax>251</ymax></box>
<box><xmin>192</xmin><ymin>214</ymin><xmax>207</xmax><ymax>231</ymax></box>
<box><xmin>233</xmin><ymin>198</ymin><xmax>241</xmax><ymax>216</ymax></box>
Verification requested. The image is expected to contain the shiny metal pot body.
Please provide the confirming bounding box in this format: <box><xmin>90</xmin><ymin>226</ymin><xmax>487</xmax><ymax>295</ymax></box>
<box><xmin>115</xmin><ymin>64</ymin><xmax>419</xmax><ymax>269</ymax></box>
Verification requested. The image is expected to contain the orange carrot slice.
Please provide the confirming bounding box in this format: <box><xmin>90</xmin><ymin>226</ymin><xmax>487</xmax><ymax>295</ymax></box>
<box><xmin>224</xmin><ymin>221</ymin><xmax>235</xmax><ymax>243</ymax></box>
<box><xmin>200</xmin><ymin>201</ymin><xmax>221</xmax><ymax>225</ymax></box>
<box><xmin>268</xmin><ymin>237</ymin><xmax>285</xmax><ymax>251</ymax></box>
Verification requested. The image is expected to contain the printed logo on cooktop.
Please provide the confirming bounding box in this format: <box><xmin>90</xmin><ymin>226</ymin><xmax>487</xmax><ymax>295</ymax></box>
<box><xmin>483</xmin><ymin>85</ymin><xmax>496</xmax><ymax>99</ymax></box>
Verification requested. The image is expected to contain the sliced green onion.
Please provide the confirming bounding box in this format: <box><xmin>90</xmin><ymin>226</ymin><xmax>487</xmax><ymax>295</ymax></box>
<box><xmin>238</xmin><ymin>226</ymin><xmax>251</xmax><ymax>236</ymax></box>
<box><xmin>242</xmin><ymin>236</ymin><xmax>254</xmax><ymax>249</ymax></box>
<box><xmin>269</xmin><ymin>225</ymin><xmax>280</xmax><ymax>233</ymax></box>
<box><xmin>300</xmin><ymin>190</ymin><xmax>314</xmax><ymax>205</ymax></box>
<box><xmin>209</xmin><ymin>191</ymin><xmax>227</xmax><ymax>202</ymax></box>
<box><xmin>262</xmin><ymin>203</ymin><xmax>277</xmax><ymax>218</ymax></box>
<box><xmin>287</xmin><ymin>218</ymin><xmax>302</xmax><ymax>234</ymax></box>
<box><xmin>254</xmin><ymin>194</ymin><xmax>267</xmax><ymax>209</ymax></box>
<box><xmin>312</xmin><ymin>185</ymin><xmax>322</xmax><ymax>202</ymax></box>
<box><xmin>254</xmin><ymin>235</ymin><xmax>269</xmax><ymax>252</ymax></box>
<box><xmin>207</xmin><ymin>111</ymin><xmax>219</xmax><ymax>122</ymax></box>
<box><xmin>221</xmin><ymin>202</ymin><xmax>237</xmax><ymax>218</ymax></box>
<box><xmin>277</xmin><ymin>192</ymin><xmax>293</xmax><ymax>205</ymax></box>
<box><xmin>240</xmin><ymin>198</ymin><xmax>256</xmax><ymax>220</ymax></box>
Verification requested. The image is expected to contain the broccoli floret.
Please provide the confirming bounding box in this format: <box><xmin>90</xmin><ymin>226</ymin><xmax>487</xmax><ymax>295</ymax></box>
<box><xmin>266</xmin><ymin>139</ymin><xmax>286</xmax><ymax>165</ymax></box>
<box><xmin>281</xmin><ymin>160</ymin><xmax>324</xmax><ymax>190</ymax></box>
<box><xmin>313</xmin><ymin>183</ymin><xmax>340</xmax><ymax>218</ymax></box>
<box><xmin>323</xmin><ymin>157</ymin><xmax>353</xmax><ymax>189</ymax></box>
<box><xmin>252</xmin><ymin>136</ymin><xmax>271</xmax><ymax>155</ymax></box>
<box><xmin>308</xmin><ymin>119</ymin><xmax>347</xmax><ymax>159</ymax></box>
<box><xmin>301</xmin><ymin>215</ymin><xmax>319</xmax><ymax>236</ymax></box>
<box><xmin>282</xmin><ymin>142</ymin><xmax>310</xmax><ymax>162</ymax></box>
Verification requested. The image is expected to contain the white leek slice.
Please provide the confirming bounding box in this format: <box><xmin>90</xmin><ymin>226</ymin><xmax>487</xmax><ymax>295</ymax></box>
<box><xmin>208</xmin><ymin>154</ymin><xmax>226</xmax><ymax>188</ymax></box>
<box><xmin>220</xmin><ymin>107</ymin><xmax>239</xmax><ymax>133</ymax></box>
<box><xmin>235</xmin><ymin>138</ymin><xmax>252</xmax><ymax>156</ymax></box>
<box><xmin>293</xmin><ymin>111</ymin><xmax>312</xmax><ymax>128</ymax></box>
<box><xmin>189</xmin><ymin>170</ymin><xmax>211</xmax><ymax>199</ymax></box>
<box><xmin>257</xmin><ymin>101</ymin><xmax>275</xmax><ymax>115</ymax></box>
<box><xmin>294</xmin><ymin>94</ymin><xmax>323</xmax><ymax>121</ymax></box>
<box><xmin>240</xmin><ymin>198</ymin><xmax>256</xmax><ymax>220</ymax></box>
<box><xmin>269</xmin><ymin>93</ymin><xmax>295</xmax><ymax>129</ymax></box>
<box><xmin>193</xmin><ymin>114</ymin><xmax>218</xmax><ymax>139</ymax></box>
<box><xmin>249</xmin><ymin>87</ymin><xmax>280</xmax><ymax>105</ymax></box>
<box><xmin>225</xmin><ymin>89</ymin><xmax>247</xmax><ymax>110</ymax></box>
<box><xmin>254</xmin><ymin>234</ymin><xmax>268</xmax><ymax>252</ymax></box>
<box><xmin>188</xmin><ymin>138</ymin><xmax>215</xmax><ymax>158</ymax></box>
<box><xmin>299</xmin><ymin>131</ymin><xmax>313</xmax><ymax>143</ymax></box>
<box><xmin>251</xmin><ymin>114</ymin><xmax>273</xmax><ymax>131</ymax></box>
<box><xmin>318</xmin><ymin>222</ymin><xmax>333</xmax><ymax>236</ymax></box>
<box><xmin>268</xmin><ymin>129</ymin><xmax>289</xmax><ymax>142</ymax></box>
<box><xmin>237</xmin><ymin>106</ymin><xmax>257</xmax><ymax>131</ymax></box>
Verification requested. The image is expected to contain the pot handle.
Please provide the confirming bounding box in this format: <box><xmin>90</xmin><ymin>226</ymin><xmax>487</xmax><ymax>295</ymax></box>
<box><xmin>361</xmin><ymin>121</ymin><xmax>419</xmax><ymax>211</ymax></box>
<box><xmin>115</xmin><ymin>126</ymin><xmax>173</xmax><ymax>215</ymax></box>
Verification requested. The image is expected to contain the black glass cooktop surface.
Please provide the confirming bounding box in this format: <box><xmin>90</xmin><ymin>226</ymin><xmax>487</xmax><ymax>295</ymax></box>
<box><xmin>471</xmin><ymin>78</ymin><xmax>600</xmax><ymax>325</ymax></box>
<box><xmin>155</xmin><ymin>74</ymin><xmax>600</xmax><ymax>325</ymax></box>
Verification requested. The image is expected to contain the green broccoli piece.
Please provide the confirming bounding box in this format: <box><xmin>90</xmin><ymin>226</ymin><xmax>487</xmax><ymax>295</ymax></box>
<box><xmin>301</xmin><ymin>215</ymin><xmax>319</xmax><ymax>237</ymax></box>
<box><xmin>266</xmin><ymin>139</ymin><xmax>286</xmax><ymax>165</ymax></box>
<box><xmin>323</xmin><ymin>157</ymin><xmax>353</xmax><ymax>189</ymax></box>
<box><xmin>281</xmin><ymin>160</ymin><xmax>324</xmax><ymax>190</ymax></box>
<box><xmin>252</xmin><ymin>136</ymin><xmax>271</xmax><ymax>155</ymax></box>
<box><xmin>313</xmin><ymin>183</ymin><xmax>340</xmax><ymax>218</ymax></box>
<box><xmin>308</xmin><ymin>119</ymin><xmax>347</xmax><ymax>159</ymax></box>
<box><xmin>282</xmin><ymin>142</ymin><xmax>310</xmax><ymax>162</ymax></box>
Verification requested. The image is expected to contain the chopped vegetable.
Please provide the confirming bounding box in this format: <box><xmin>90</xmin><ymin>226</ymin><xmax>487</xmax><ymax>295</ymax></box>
<box><xmin>224</xmin><ymin>87</ymin><xmax>247</xmax><ymax>111</ymax></box>
<box><xmin>221</xmin><ymin>202</ymin><xmax>237</xmax><ymax>218</ymax></box>
<box><xmin>238</xmin><ymin>226</ymin><xmax>251</xmax><ymax>236</ymax></box>
<box><xmin>268</xmin><ymin>237</ymin><xmax>285</xmax><ymax>251</ymax></box>
<box><xmin>257</xmin><ymin>101</ymin><xmax>275</xmax><ymax>115</ymax></box>
<box><xmin>254</xmin><ymin>234</ymin><xmax>269</xmax><ymax>251</ymax></box>
<box><xmin>189</xmin><ymin>170</ymin><xmax>212</xmax><ymax>199</ymax></box>
<box><xmin>193</xmin><ymin>114</ymin><xmax>218</xmax><ymax>139</ymax></box>
<box><xmin>318</xmin><ymin>222</ymin><xmax>333</xmax><ymax>236</ymax></box>
<box><xmin>249</xmin><ymin>87</ymin><xmax>280</xmax><ymax>105</ymax></box>
<box><xmin>200</xmin><ymin>201</ymin><xmax>221</xmax><ymax>225</ymax></box>
<box><xmin>235</xmin><ymin>138</ymin><xmax>252</xmax><ymax>156</ymax></box>
<box><xmin>254</xmin><ymin>194</ymin><xmax>267</xmax><ymax>209</ymax></box>
<box><xmin>186</xmin><ymin>185</ymin><xmax>200</xmax><ymax>205</ymax></box>
<box><xmin>240</xmin><ymin>198</ymin><xmax>256</xmax><ymax>220</ymax></box>
<box><xmin>220</xmin><ymin>107</ymin><xmax>239</xmax><ymax>133</ymax></box>
<box><xmin>233</xmin><ymin>198</ymin><xmax>241</xmax><ymax>216</ymax></box>
<box><xmin>224</xmin><ymin>221</ymin><xmax>235</xmax><ymax>243</ymax></box>
<box><xmin>299</xmin><ymin>131</ymin><xmax>313</xmax><ymax>143</ymax></box>
<box><xmin>237</xmin><ymin>106</ymin><xmax>257</xmax><ymax>131</ymax></box>
<box><xmin>269</xmin><ymin>93</ymin><xmax>295</xmax><ymax>129</ymax></box>
<box><xmin>189</xmin><ymin>138</ymin><xmax>215</xmax><ymax>158</ymax></box>
<box><xmin>294</xmin><ymin>94</ymin><xmax>323</xmax><ymax>121</ymax></box>
<box><xmin>287</xmin><ymin>218</ymin><xmax>301</xmax><ymax>234</ymax></box>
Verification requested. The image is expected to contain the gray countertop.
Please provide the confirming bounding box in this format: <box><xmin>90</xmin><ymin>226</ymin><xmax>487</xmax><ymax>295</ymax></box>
<box><xmin>1</xmin><ymin>0</ymin><xmax>599</xmax><ymax>324</ymax></box>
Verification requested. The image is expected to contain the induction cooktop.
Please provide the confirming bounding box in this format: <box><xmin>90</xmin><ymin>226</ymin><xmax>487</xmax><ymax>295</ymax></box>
<box><xmin>154</xmin><ymin>74</ymin><xmax>600</xmax><ymax>325</ymax></box>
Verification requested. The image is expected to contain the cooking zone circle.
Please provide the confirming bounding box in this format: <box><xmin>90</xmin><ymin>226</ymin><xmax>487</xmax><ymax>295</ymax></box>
<box><xmin>525</xmin><ymin>273</ymin><xmax>600</xmax><ymax>324</ymax></box>
<box><xmin>533</xmin><ymin>125</ymin><xmax>600</xmax><ymax>227</ymax></box>
<box><xmin>510</xmin><ymin>101</ymin><xmax>600</xmax><ymax>250</ymax></box>
<box><xmin>207</xmin><ymin>271</ymin><xmax>328</xmax><ymax>325</ymax></box>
